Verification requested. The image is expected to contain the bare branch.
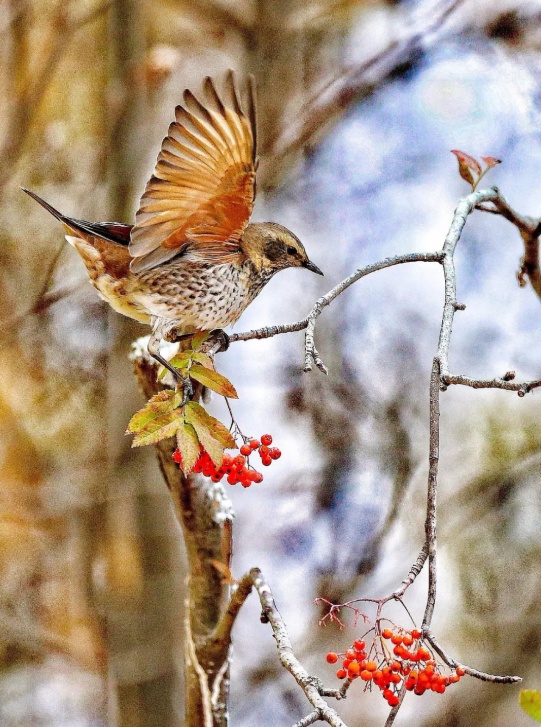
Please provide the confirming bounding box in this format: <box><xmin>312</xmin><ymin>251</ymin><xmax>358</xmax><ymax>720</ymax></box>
<box><xmin>424</xmin><ymin>630</ymin><xmax>521</xmax><ymax>684</ymax></box>
<box><xmin>292</xmin><ymin>710</ymin><xmax>323</xmax><ymax>727</ymax></box>
<box><xmin>210</xmin><ymin>571</ymin><xmax>254</xmax><ymax>648</ymax></box>
<box><xmin>252</xmin><ymin>568</ymin><xmax>349</xmax><ymax>727</ymax></box>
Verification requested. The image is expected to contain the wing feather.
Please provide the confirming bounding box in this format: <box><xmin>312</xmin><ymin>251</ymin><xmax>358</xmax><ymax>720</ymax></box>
<box><xmin>129</xmin><ymin>71</ymin><xmax>257</xmax><ymax>273</ymax></box>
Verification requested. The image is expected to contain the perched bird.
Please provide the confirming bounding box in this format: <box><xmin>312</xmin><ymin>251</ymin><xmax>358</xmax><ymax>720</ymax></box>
<box><xmin>23</xmin><ymin>71</ymin><xmax>322</xmax><ymax>396</ymax></box>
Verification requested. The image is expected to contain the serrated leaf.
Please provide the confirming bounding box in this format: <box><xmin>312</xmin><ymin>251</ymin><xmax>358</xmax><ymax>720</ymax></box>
<box><xmin>168</xmin><ymin>351</ymin><xmax>193</xmax><ymax>368</ymax></box>
<box><xmin>127</xmin><ymin>390</ymin><xmax>179</xmax><ymax>432</ymax></box>
<box><xmin>189</xmin><ymin>364</ymin><xmax>239</xmax><ymax>398</ymax></box>
<box><xmin>184</xmin><ymin>401</ymin><xmax>236</xmax><ymax>448</ymax></box>
<box><xmin>189</xmin><ymin>421</ymin><xmax>224</xmax><ymax>468</ymax></box>
<box><xmin>192</xmin><ymin>330</ymin><xmax>211</xmax><ymax>350</ymax></box>
<box><xmin>481</xmin><ymin>156</ymin><xmax>502</xmax><ymax>169</ymax></box>
<box><xmin>176</xmin><ymin>422</ymin><xmax>200</xmax><ymax>473</ymax></box>
<box><xmin>191</xmin><ymin>352</ymin><xmax>214</xmax><ymax>369</ymax></box>
<box><xmin>131</xmin><ymin>409</ymin><xmax>183</xmax><ymax>447</ymax></box>
<box><xmin>520</xmin><ymin>690</ymin><xmax>541</xmax><ymax>722</ymax></box>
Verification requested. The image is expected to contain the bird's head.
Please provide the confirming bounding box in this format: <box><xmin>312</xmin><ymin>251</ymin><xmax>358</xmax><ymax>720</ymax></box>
<box><xmin>241</xmin><ymin>222</ymin><xmax>323</xmax><ymax>277</ymax></box>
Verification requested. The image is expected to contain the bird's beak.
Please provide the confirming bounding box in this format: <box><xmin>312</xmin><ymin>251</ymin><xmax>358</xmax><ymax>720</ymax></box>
<box><xmin>303</xmin><ymin>259</ymin><xmax>324</xmax><ymax>276</ymax></box>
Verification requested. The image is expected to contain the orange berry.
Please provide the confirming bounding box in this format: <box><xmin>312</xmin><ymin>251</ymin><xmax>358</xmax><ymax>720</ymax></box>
<box><xmin>240</xmin><ymin>444</ymin><xmax>251</xmax><ymax>456</ymax></box>
<box><xmin>360</xmin><ymin>670</ymin><xmax>373</xmax><ymax>681</ymax></box>
<box><xmin>326</xmin><ymin>652</ymin><xmax>338</xmax><ymax>664</ymax></box>
<box><xmin>249</xmin><ymin>438</ymin><xmax>259</xmax><ymax>449</ymax></box>
<box><xmin>382</xmin><ymin>689</ymin><xmax>394</xmax><ymax>701</ymax></box>
<box><xmin>348</xmin><ymin>661</ymin><xmax>360</xmax><ymax>675</ymax></box>
<box><xmin>403</xmin><ymin>635</ymin><xmax>413</xmax><ymax>646</ymax></box>
<box><xmin>387</xmin><ymin>695</ymin><xmax>400</xmax><ymax>707</ymax></box>
<box><xmin>365</xmin><ymin>661</ymin><xmax>378</xmax><ymax>671</ymax></box>
<box><xmin>391</xmin><ymin>634</ymin><xmax>403</xmax><ymax>645</ymax></box>
<box><xmin>381</xmin><ymin>628</ymin><xmax>393</xmax><ymax>639</ymax></box>
<box><xmin>456</xmin><ymin>667</ymin><xmax>466</xmax><ymax>677</ymax></box>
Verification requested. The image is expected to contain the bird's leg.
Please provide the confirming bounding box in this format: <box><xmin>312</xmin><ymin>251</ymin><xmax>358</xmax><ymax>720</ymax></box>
<box><xmin>148</xmin><ymin>327</ymin><xmax>193</xmax><ymax>405</ymax></box>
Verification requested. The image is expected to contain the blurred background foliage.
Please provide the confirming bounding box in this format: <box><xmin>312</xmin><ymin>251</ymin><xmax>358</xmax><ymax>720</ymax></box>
<box><xmin>0</xmin><ymin>0</ymin><xmax>541</xmax><ymax>725</ymax></box>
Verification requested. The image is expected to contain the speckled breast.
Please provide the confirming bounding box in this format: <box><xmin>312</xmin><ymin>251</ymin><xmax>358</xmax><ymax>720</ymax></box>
<box><xmin>130</xmin><ymin>259</ymin><xmax>274</xmax><ymax>330</ymax></box>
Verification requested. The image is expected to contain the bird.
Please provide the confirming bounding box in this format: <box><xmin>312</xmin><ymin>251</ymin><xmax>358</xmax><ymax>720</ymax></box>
<box><xmin>23</xmin><ymin>70</ymin><xmax>323</xmax><ymax>400</ymax></box>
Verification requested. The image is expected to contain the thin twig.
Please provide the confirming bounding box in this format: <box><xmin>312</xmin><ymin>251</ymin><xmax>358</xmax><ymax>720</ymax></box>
<box><xmin>424</xmin><ymin>630</ymin><xmax>521</xmax><ymax>684</ymax></box>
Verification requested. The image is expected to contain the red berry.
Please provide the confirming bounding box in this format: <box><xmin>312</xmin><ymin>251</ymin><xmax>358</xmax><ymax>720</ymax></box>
<box><xmin>172</xmin><ymin>450</ymin><xmax>182</xmax><ymax>463</ymax></box>
<box><xmin>234</xmin><ymin>455</ymin><xmax>246</xmax><ymax>467</ymax></box>
<box><xmin>411</xmin><ymin>629</ymin><xmax>422</xmax><ymax>639</ymax></box>
<box><xmin>455</xmin><ymin>667</ymin><xmax>465</xmax><ymax>677</ymax></box>
<box><xmin>269</xmin><ymin>448</ymin><xmax>281</xmax><ymax>460</ymax></box>
<box><xmin>253</xmin><ymin>472</ymin><xmax>264</xmax><ymax>483</ymax></box>
<box><xmin>258</xmin><ymin>445</ymin><xmax>270</xmax><ymax>456</ymax></box>
<box><xmin>249</xmin><ymin>439</ymin><xmax>259</xmax><ymax>449</ymax></box>
<box><xmin>336</xmin><ymin>669</ymin><xmax>347</xmax><ymax>680</ymax></box>
<box><xmin>261</xmin><ymin>434</ymin><xmax>272</xmax><ymax>445</ymax></box>
<box><xmin>326</xmin><ymin>652</ymin><xmax>338</xmax><ymax>664</ymax></box>
<box><xmin>387</xmin><ymin>695</ymin><xmax>400</xmax><ymax>707</ymax></box>
<box><xmin>240</xmin><ymin>444</ymin><xmax>251</xmax><ymax>456</ymax></box>
<box><xmin>353</xmin><ymin>639</ymin><xmax>365</xmax><ymax>651</ymax></box>
<box><xmin>261</xmin><ymin>456</ymin><xmax>272</xmax><ymax>466</ymax></box>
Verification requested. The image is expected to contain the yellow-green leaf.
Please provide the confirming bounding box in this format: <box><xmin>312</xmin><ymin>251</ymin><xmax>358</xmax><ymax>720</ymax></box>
<box><xmin>191</xmin><ymin>352</ymin><xmax>214</xmax><ymax>369</ymax></box>
<box><xmin>192</xmin><ymin>330</ymin><xmax>211</xmax><ymax>350</ymax></box>
<box><xmin>131</xmin><ymin>409</ymin><xmax>183</xmax><ymax>447</ymax></box>
<box><xmin>184</xmin><ymin>401</ymin><xmax>236</xmax><ymax>449</ymax></box>
<box><xmin>520</xmin><ymin>690</ymin><xmax>541</xmax><ymax>722</ymax></box>
<box><xmin>192</xmin><ymin>426</ymin><xmax>224</xmax><ymax>468</ymax></box>
<box><xmin>168</xmin><ymin>351</ymin><xmax>193</xmax><ymax>368</ymax></box>
<box><xmin>176</xmin><ymin>422</ymin><xmax>200</xmax><ymax>473</ymax></box>
<box><xmin>127</xmin><ymin>390</ymin><xmax>179</xmax><ymax>432</ymax></box>
<box><xmin>189</xmin><ymin>364</ymin><xmax>239</xmax><ymax>398</ymax></box>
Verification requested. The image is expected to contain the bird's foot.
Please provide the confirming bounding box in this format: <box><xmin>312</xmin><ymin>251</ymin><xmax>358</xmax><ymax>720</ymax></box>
<box><xmin>178</xmin><ymin>374</ymin><xmax>194</xmax><ymax>407</ymax></box>
<box><xmin>207</xmin><ymin>328</ymin><xmax>230</xmax><ymax>353</ymax></box>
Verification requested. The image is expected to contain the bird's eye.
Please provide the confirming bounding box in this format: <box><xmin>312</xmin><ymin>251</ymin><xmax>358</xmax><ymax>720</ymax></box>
<box><xmin>287</xmin><ymin>246</ymin><xmax>296</xmax><ymax>256</ymax></box>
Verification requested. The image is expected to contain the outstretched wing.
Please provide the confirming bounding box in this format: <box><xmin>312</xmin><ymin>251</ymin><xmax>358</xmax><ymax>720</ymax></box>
<box><xmin>129</xmin><ymin>71</ymin><xmax>257</xmax><ymax>273</ymax></box>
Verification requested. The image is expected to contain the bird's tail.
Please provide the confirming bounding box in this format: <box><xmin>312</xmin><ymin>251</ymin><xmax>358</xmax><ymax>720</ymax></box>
<box><xmin>21</xmin><ymin>187</ymin><xmax>67</xmax><ymax>224</ymax></box>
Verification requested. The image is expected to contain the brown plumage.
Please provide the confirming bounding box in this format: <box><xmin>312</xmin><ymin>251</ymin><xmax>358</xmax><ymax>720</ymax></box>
<box><xmin>23</xmin><ymin>71</ymin><xmax>322</xmax><ymax>388</ymax></box>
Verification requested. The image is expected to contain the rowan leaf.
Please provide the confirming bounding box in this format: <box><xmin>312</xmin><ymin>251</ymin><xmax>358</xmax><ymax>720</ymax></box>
<box><xmin>184</xmin><ymin>401</ymin><xmax>236</xmax><ymax>448</ymax></box>
<box><xmin>191</xmin><ymin>352</ymin><xmax>214</xmax><ymax>369</ymax></box>
<box><xmin>130</xmin><ymin>409</ymin><xmax>184</xmax><ymax>447</ymax></box>
<box><xmin>127</xmin><ymin>389</ymin><xmax>180</xmax><ymax>432</ymax></box>
<box><xmin>175</xmin><ymin>422</ymin><xmax>200</xmax><ymax>473</ymax></box>
<box><xmin>168</xmin><ymin>351</ymin><xmax>192</xmax><ymax>367</ymax></box>
<box><xmin>520</xmin><ymin>690</ymin><xmax>541</xmax><ymax>722</ymax></box>
<box><xmin>189</xmin><ymin>364</ymin><xmax>239</xmax><ymax>398</ymax></box>
<box><xmin>450</xmin><ymin>149</ymin><xmax>481</xmax><ymax>187</ymax></box>
<box><xmin>481</xmin><ymin>156</ymin><xmax>502</xmax><ymax>169</ymax></box>
<box><xmin>192</xmin><ymin>330</ymin><xmax>211</xmax><ymax>350</ymax></box>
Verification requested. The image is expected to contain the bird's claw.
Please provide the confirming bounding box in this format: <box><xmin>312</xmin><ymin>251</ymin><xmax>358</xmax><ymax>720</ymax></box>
<box><xmin>207</xmin><ymin>329</ymin><xmax>230</xmax><ymax>353</ymax></box>
<box><xmin>177</xmin><ymin>373</ymin><xmax>194</xmax><ymax>406</ymax></box>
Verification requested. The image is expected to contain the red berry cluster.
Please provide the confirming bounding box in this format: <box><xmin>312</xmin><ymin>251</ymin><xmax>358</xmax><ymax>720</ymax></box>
<box><xmin>172</xmin><ymin>434</ymin><xmax>280</xmax><ymax>488</ymax></box>
<box><xmin>325</xmin><ymin>627</ymin><xmax>465</xmax><ymax>707</ymax></box>
<box><xmin>238</xmin><ymin>434</ymin><xmax>281</xmax><ymax>467</ymax></box>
